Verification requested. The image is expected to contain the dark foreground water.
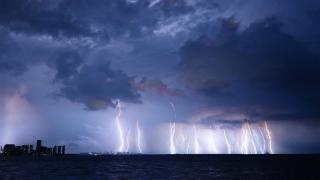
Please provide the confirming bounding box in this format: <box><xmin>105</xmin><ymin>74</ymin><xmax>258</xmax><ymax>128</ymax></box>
<box><xmin>0</xmin><ymin>155</ymin><xmax>320</xmax><ymax>179</ymax></box>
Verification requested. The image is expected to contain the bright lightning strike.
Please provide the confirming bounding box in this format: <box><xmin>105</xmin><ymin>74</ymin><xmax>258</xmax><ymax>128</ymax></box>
<box><xmin>193</xmin><ymin>125</ymin><xmax>199</xmax><ymax>154</ymax></box>
<box><xmin>169</xmin><ymin>122</ymin><xmax>176</xmax><ymax>154</ymax></box>
<box><xmin>115</xmin><ymin>99</ymin><xmax>124</xmax><ymax>152</ymax></box>
<box><xmin>223</xmin><ymin>130</ymin><xmax>231</xmax><ymax>154</ymax></box>
<box><xmin>210</xmin><ymin>125</ymin><xmax>218</xmax><ymax>153</ymax></box>
<box><xmin>258</xmin><ymin>126</ymin><xmax>266</xmax><ymax>153</ymax></box>
<box><xmin>241</xmin><ymin>123</ymin><xmax>249</xmax><ymax>154</ymax></box>
<box><xmin>264</xmin><ymin>121</ymin><xmax>274</xmax><ymax>154</ymax></box>
<box><xmin>186</xmin><ymin>136</ymin><xmax>190</xmax><ymax>154</ymax></box>
<box><xmin>125</xmin><ymin>128</ymin><xmax>131</xmax><ymax>153</ymax></box>
<box><xmin>169</xmin><ymin>102</ymin><xmax>176</xmax><ymax>154</ymax></box>
<box><xmin>136</xmin><ymin>120</ymin><xmax>142</xmax><ymax>154</ymax></box>
<box><xmin>247</xmin><ymin>123</ymin><xmax>257</xmax><ymax>154</ymax></box>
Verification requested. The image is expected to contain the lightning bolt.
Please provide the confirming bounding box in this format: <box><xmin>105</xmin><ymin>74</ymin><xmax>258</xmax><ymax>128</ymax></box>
<box><xmin>224</xmin><ymin>130</ymin><xmax>231</xmax><ymax>154</ymax></box>
<box><xmin>115</xmin><ymin>99</ymin><xmax>124</xmax><ymax>152</ymax></box>
<box><xmin>125</xmin><ymin>128</ymin><xmax>131</xmax><ymax>153</ymax></box>
<box><xmin>169</xmin><ymin>122</ymin><xmax>176</xmax><ymax>154</ymax></box>
<box><xmin>258</xmin><ymin>126</ymin><xmax>266</xmax><ymax>153</ymax></box>
<box><xmin>186</xmin><ymin>136</ymin><xmax>190</xmax><ymax>154</ymax></box>
<box><xmin>181</xmin><ymin>133</ymin><xmax>186</xmax><ymax>144</ymax></box>
<box><xmin>136</xmin><ymin>120</ymin><xmax>142</xmax><ymax>154</ymax></box>
<box><xmin>247</xmin><ymin>122</ymin><xmax>257</xmax><ymax>154</ymax></box>
<box><xmin>210</xmin><ymin>126</ymin><xmax>218</xmax><ymax>153</ymax></box>
<box><xmin>264</xmin><ymin>121</ymin><xmax>274</xmax><ymax>154</ymax></box>
<box><xmin>193</xmin><ymin>125</ymin><xmax>199</xmax><ymax>154</ymax></box>
<box><xmin>241</xmin><ymin>123</ymin><xmax>249</xmax><ymax>154</ymax></box>
<box><xmin>169</xmin><ymin>102</ymin><xmax>176</xmax><ymax>154</ymax></box>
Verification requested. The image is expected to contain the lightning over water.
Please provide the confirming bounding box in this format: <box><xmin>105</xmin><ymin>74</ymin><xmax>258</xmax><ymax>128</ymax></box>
<box><xmin>258</xmin><ymin>126</ymin><xmax>266</xmax><ymax>153</ymax></box>
<box><xmin>186</xmin><ymin>136</ymin><xmax>191</xmax><ymax>154</ymax></box>
<box><xmin>125</xmin><ymin>128</ymin><xmax>131</xmax><ymax>152</ymax></box>
<box><xmin>224</xmin><ymin>130</ymin><xmax>231</xmax><ymax>154</ymax></box>
<box><xmin>247</xmin><ymin>123</ymin><xmax>257</xmax><ymax>154</ymax></box>
<box><xmin>241</xmin><ymin>123</ymin><xmax>250</xmax><ymax>154</ymax></box>
<box><xmin>115</xmin><ymin>99</ymin><xmax>125</xmax><ymax>153</ymax></box>
<box><xmin>264</xmin><ymin>121</ymin><xmax>274</xmax><ymax>154</ymax></box>
<box><xmin>169</xmin><ymin>102</ymin><xmax>176</xmax><ymax>154</ymax></box>
<box><xmin>136</xmin><ymin>120</ymin><xmax>142</xmax><ymax>154</ymax></box>
<box><xmin>112</xmin><ymin>101</ymin><xmax>274</xmax><ymax>155</ymax></box>
<box><xmin>169</xmin><ymin>122</ymin><xmax>176</xmax><ymax>154</ymax></box>
<box><xmin>210</xmin><ymin>125</ymin><xmax>218</xmax><ymax>153</ymax></box>
<box><xmin>193</xmin><ymin>125</ymin><xmax>200</xmax><ymax>154</ymax></box>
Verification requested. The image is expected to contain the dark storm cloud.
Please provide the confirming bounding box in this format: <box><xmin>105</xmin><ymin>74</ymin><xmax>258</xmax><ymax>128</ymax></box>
<box><xmin>179</xmin><ymin>17</ymin><xmax>320</xmax><ymax>120</ymax></box>
<box><xmin>149</xmin><ymin>0</ymin><xmax>218</xmax><ymax>15</ymax></box>
<box><xmin>0</xmin><ymin>0</ymin><xmax>219</xmax><ymax>77</ymax></box>
<box><xmin>55</xmin><ymin>61</ymin><xmax>141</xmax><ymax>110</ymax></box>
<box><xmin>47</xmin><ymin>50</ymin><xmax>83</xmax><ymax>81</ymax></box>
<box><xmin>0</xmin><ymin>28</ymin><xmax>26</xmax><ymax>75</ymax></box>
<box><xmin>0</xmin><ymin>0</ymin><xmax>94</xmax><ymax>38</ymax></box>
<box><xmin>0</xmin><ymin>0</ymin><xmax>219</xmax><ymax>40</ymax></box>
<box><xmin>133</xmin><ymin>77</ymin><xmax>184</xmax><ymax>96</ymax></box>
<box><xmin>56</xmin><ymin>0</ymin><xmax>216</xmax><ymax>37</ymax></box>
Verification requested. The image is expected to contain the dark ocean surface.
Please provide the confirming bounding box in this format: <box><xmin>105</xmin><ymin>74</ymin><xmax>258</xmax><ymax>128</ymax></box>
<box><xmin>0</xmin><ymin>155</ymin><xmax>319</xmax><ymax>179</ymax></box>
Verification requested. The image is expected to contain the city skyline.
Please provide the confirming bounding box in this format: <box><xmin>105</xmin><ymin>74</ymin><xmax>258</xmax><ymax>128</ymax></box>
<box><xmin>0</xmin><ymin>139</ymin><xmax>65</xmax><ymax>156</ymax></box>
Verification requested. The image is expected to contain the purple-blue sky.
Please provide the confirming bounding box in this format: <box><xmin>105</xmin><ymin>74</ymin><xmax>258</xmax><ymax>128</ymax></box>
<box><xmin>1</xmin><ymin>0</ymin><xmax>320</xmax><ymax>154</ymax></box>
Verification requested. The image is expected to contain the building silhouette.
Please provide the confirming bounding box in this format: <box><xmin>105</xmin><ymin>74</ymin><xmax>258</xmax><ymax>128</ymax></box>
<box><xmin>36</xmin><ymin>140</ymin><xmax>42</xmax><ymax>155</ymax></box>
<box><xmin>62</xmin><ymin>145</ymin><xmax>65</xmax><ymax>155</ymax></box>
<box><xmin>58</xmin><ymin>146</ymin><xmax>61</xmax><ymax>155</ymax></box>
<box><xmin>0</xmin><ymin>140</ymin><xmax>66</xmax><ymax>156</ymax></box>
<box><xmin>53</xmin><ymin>146</ymin><xmax>57</xmax><ymax>155</ymax></box>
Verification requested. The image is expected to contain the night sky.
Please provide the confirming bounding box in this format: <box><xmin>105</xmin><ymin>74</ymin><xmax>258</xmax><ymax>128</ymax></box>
<box><xmin>1</xmin><ymin>0</ymin><xmax>320</xmax><ymax>154</ymax></box>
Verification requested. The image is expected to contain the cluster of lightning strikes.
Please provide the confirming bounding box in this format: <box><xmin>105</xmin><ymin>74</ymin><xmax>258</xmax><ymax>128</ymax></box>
<box><xmin>113</xmin><ymin>100</ymin><xmax>274</xmax><ymax>154</ymax></box>
<box><xmin>169</xmin><ymin>102</ymin><xmax>176</xmax><ymax>154</ymax></box>
<box><xmin>115</xmin><ymin>99</ymin><xmax>125</xmax><ymax>152</ymax></box>
<box><xmin>239</xmin><ymin>121</ymin><xmax>275</xmax><ymax>154</ymax></box>
<box><xmin>136</xmin><ymin>120</ymin><xmax>142</xmax><ymax>153</ymax></box>
<box><xmin>114</xmin><ymin>99</ymin><xmax>143</xmax><ymax>153</ymax></box>
<box><xmin>241</xmin><ymin>122</ymin><xmax>258</xmax><ymax>154</ymax></box>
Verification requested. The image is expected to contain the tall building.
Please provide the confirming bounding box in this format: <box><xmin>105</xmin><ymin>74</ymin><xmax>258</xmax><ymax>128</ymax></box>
<box><xmin>62</xmin><ymin>145</ymin><xmax>65</xmax><ymax>155</ymax></box>
<box><xmin>53</xmin><ymin>146</ymin><xmax>57</xmax><ymax>155</ymax></box>
<box><xmin>58</xmin><ymin>146</ymin><xmax>61</xmax><ymax>155</ymax></box>
<box><xmin>22</xmin><ymin>145</ymin><xmax>29</xmax><ymax>154</ymax></box>
<box><xmin>29</xmin><ymin>145</ymin><xmax>33</xmax><ymax>154</ymax></box>
<box><xmin>36</xmin><ymin>140</ymin><xmax>42</xmax><ymax>154</ymax></box>
<box><xmin>3</xmin><ymin>144</ymin><xmax>16</xmax><ymax>155</ymax></box>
